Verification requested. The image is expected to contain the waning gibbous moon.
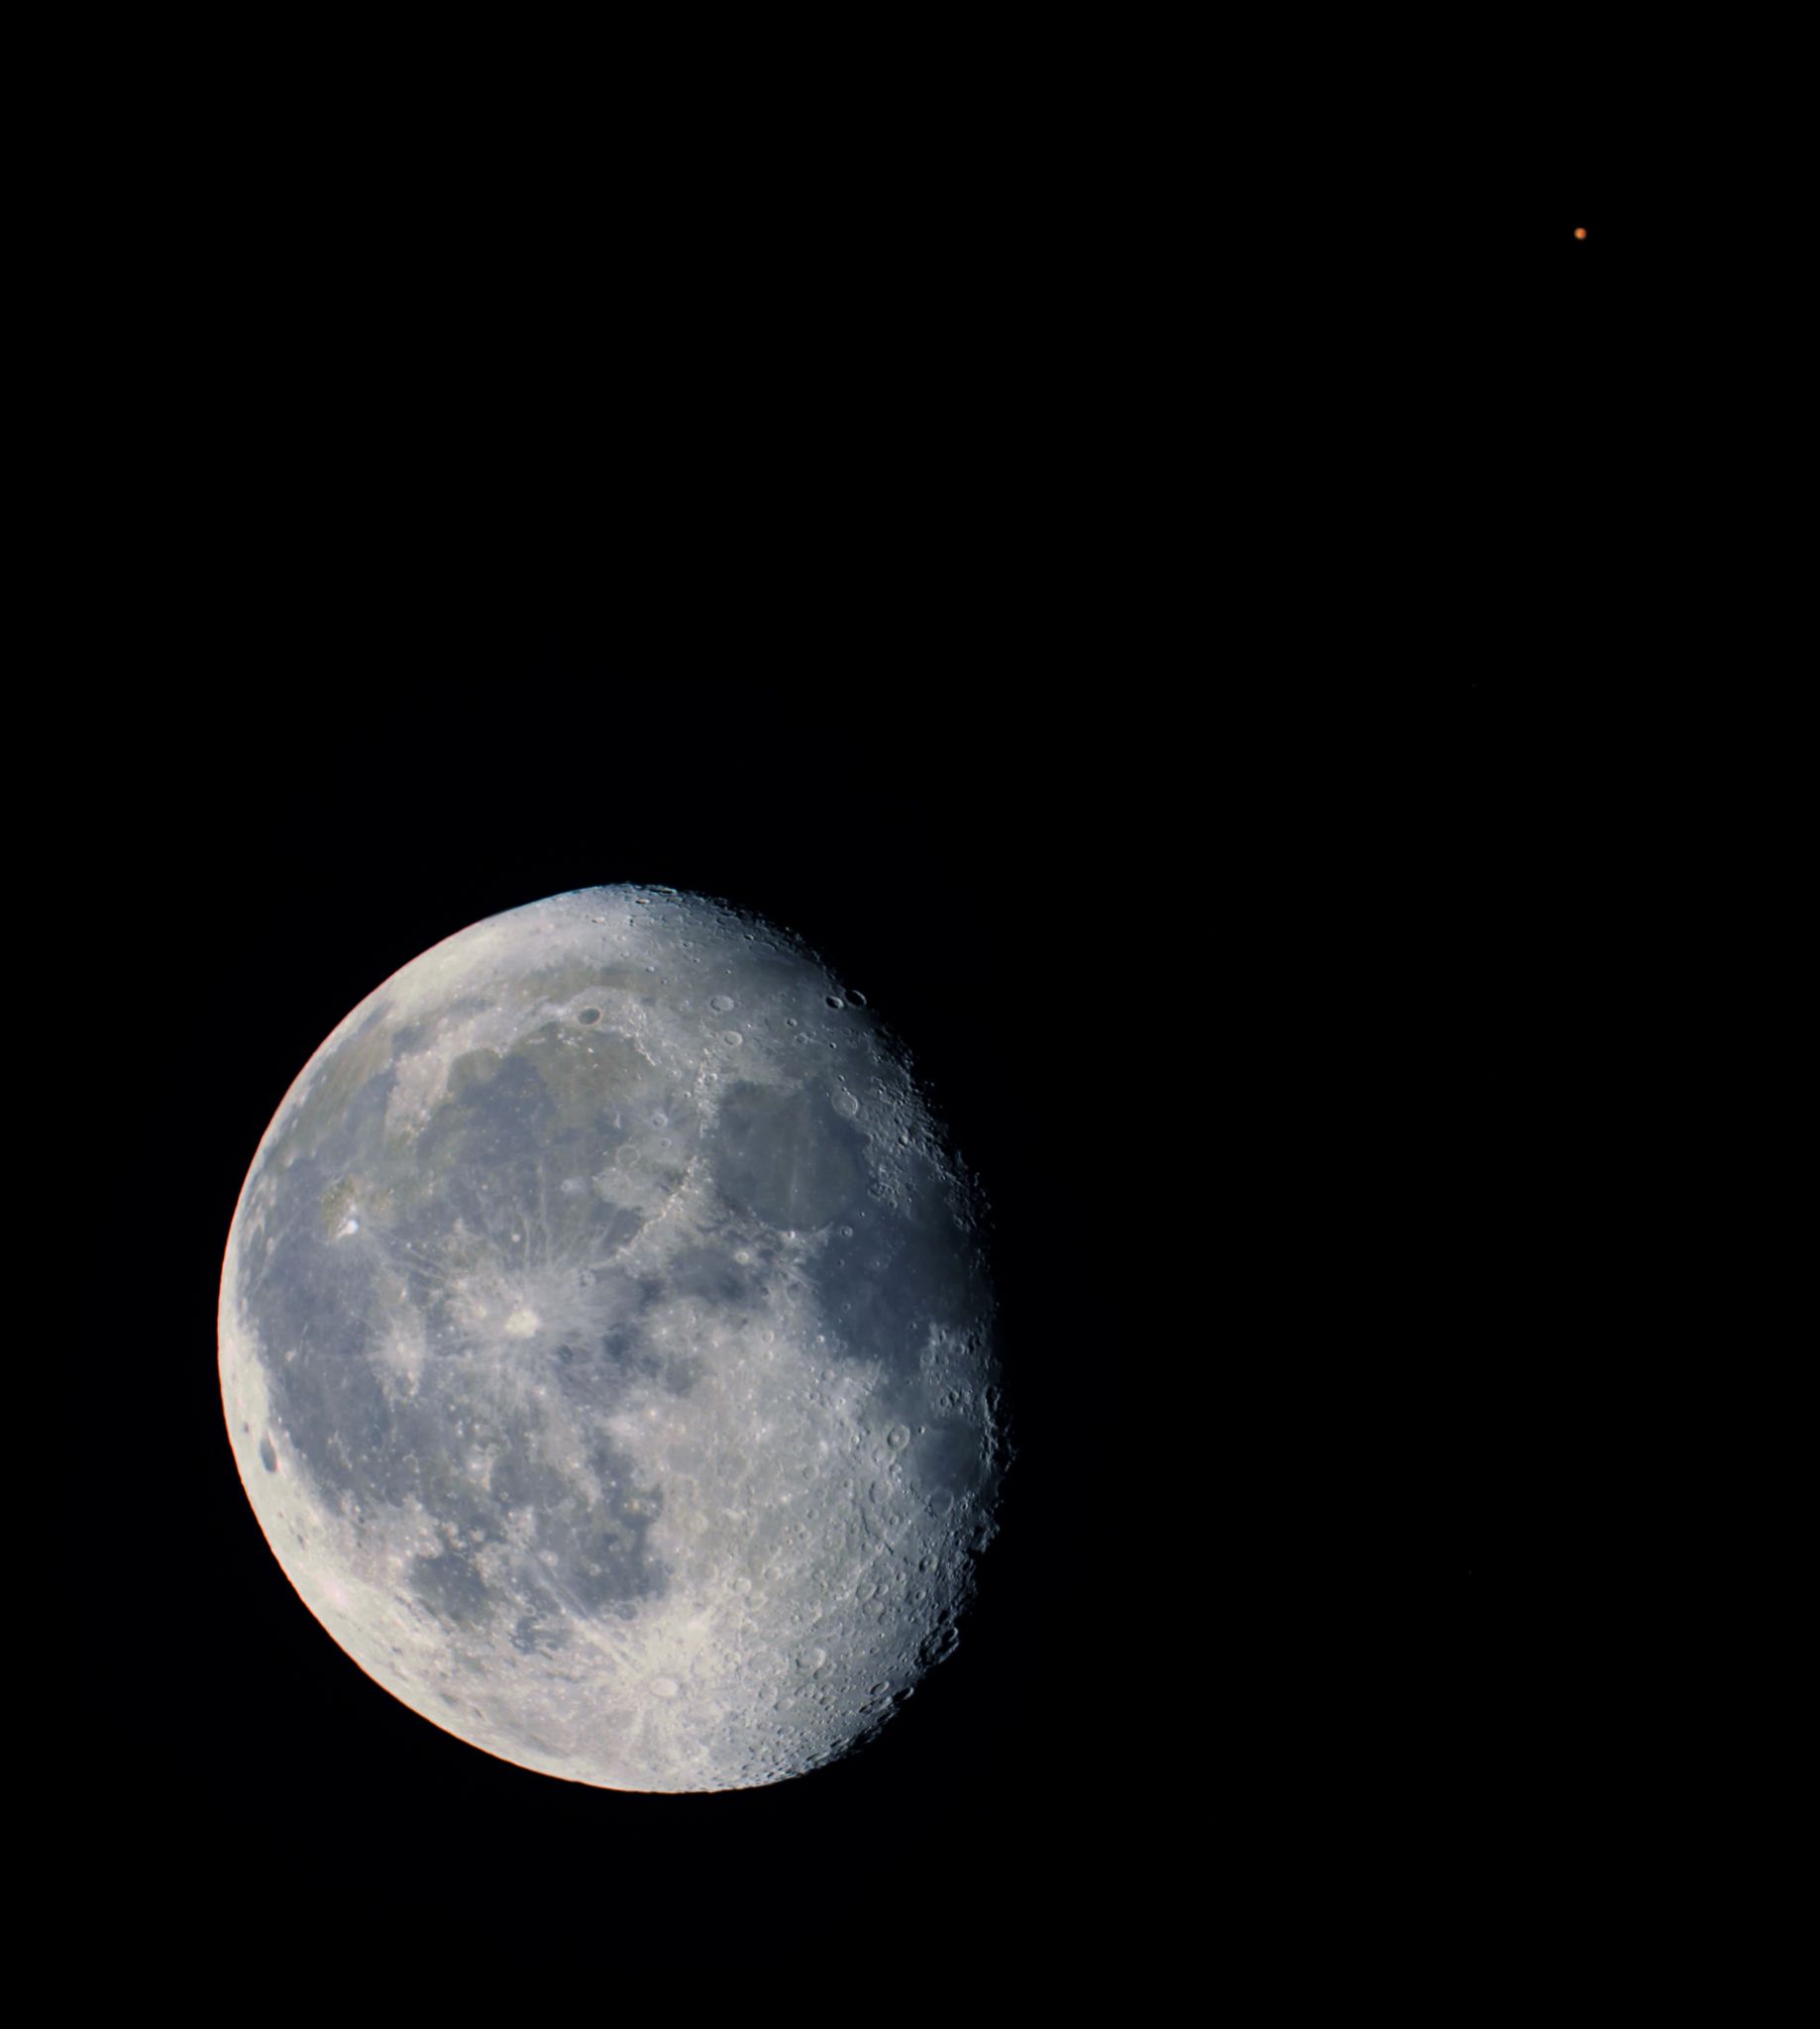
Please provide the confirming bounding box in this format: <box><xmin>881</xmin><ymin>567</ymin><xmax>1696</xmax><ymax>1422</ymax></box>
<box><xmin>218</xmin><ymin>886</ymin><xmax>1005</xmax><ymax>1792</ymax></box>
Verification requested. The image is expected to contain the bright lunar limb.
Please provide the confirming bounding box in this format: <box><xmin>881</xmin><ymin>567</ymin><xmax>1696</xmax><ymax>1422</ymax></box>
<box><xmin>218</xmin><ymin>886</ymin><xmax>1003</xmax><ymax>1792</ymax></box>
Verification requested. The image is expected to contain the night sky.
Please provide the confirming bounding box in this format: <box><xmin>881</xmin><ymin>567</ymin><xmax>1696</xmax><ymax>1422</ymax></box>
<box><xmin>64</xmin><ymin>28</ymin><xmax>1727</xmax><ymax>1949</ymax></box>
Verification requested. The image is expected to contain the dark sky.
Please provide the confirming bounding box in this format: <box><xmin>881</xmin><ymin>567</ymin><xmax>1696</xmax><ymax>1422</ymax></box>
<box><xmin>64</xmin><ymin>32</ymin><xmax>1727</xmax><ymax>1939</ymax></box>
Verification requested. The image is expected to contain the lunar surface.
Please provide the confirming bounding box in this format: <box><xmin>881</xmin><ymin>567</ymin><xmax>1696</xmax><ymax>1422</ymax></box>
<box><xmin>219</xmin><ymin>886</ymin><xmax>1003</xmax><ymax>1792</ymax></box>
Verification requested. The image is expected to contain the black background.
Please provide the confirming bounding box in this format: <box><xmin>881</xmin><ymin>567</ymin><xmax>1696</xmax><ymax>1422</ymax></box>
<box><xmin>60</xmin><ymin>19</ymin><xmax>1738</xmax><ymax>1953</ymax></box>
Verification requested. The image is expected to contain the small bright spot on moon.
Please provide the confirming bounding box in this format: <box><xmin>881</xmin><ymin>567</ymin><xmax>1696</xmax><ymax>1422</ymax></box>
<box><xmin>502</xmin><ymin>1308</ymin><xmax>540</xmax><ymax>1338</ymax></box>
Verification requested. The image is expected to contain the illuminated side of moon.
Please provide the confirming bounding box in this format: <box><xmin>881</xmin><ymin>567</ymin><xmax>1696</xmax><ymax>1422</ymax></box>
<box><xmin>218</xmin><ymin>886</ymin><xmax>1004</xmax><ymax>1792</ymax></box>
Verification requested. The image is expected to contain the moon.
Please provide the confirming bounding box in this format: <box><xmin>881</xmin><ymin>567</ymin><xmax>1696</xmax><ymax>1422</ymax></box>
<box><xmin>218</xmin><ymin>885</ymin><xmax>1004</xmax><ymax>1792</ymax></box>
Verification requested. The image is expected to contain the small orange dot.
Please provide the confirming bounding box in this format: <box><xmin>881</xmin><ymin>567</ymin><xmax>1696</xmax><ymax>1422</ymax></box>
<box><xmin>1574</xmin><ymin>227</ymin><xmax>1587</xmax><ymax>240</ymax></box>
